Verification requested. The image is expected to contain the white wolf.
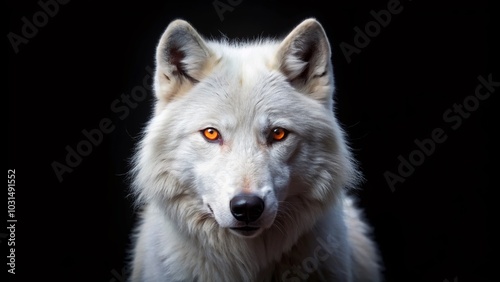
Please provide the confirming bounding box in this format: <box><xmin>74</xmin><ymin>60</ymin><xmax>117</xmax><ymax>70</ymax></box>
<box><xmin>129</xmin><ymin>18</ymin><xmax>382</xmax><ymax>282</ymax></box>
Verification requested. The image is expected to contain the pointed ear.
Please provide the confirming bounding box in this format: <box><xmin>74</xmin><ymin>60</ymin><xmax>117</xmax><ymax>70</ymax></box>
<box><xmin>276</xmin><ymin>18</ymin><xmax>334</xmax><ymax>108</ymax></box>
<box><xmin>154</xmin><ymin>19</ymin><xmax>214</xmax><ymax>105</ymax></box>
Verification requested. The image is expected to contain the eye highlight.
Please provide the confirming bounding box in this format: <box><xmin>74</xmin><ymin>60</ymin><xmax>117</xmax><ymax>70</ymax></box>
<box><xmin>201</xmin><ymin>127</ymin><xmax>221</xmax><ymax>142</ymax></box>
<box><xmin>269</xmin><ymin>127</ymin><xmax>289</xmax><ymax>142</ymax></box>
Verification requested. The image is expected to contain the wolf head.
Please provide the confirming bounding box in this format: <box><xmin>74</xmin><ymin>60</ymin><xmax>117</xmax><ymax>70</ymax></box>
<box><xmin>132</xmin><ymin>18</ymin><xmax>359</xmax><ymax>240</ymax></box>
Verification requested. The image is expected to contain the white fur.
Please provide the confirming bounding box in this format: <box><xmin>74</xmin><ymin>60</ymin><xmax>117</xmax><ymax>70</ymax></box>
<box><xmin>129</xmin><ymin>18</ymin><xmax>382</xmax><ymax>282</ymax></box>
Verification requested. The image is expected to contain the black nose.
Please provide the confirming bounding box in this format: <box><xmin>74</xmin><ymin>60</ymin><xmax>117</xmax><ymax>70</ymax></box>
<box><xmin>230</xmin><ymin>194</ymin><xmax>265</xmax><ymax>223</ymax></box>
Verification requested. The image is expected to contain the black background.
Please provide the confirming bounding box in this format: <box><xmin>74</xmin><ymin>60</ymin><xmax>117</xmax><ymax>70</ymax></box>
<box><xmin>7</xmin><ymin>0</ymin><xmax>498</xmax><ymax>281</ymax></box>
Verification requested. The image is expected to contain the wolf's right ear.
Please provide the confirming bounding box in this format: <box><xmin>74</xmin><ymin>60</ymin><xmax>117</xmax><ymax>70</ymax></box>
<box><xmin>154</xmin><ymin>20</ymin><xmax>213</xmax><ymax>104</ymax></box>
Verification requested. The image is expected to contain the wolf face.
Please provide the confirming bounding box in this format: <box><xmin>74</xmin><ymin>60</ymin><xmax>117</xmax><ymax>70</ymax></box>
<box><xmin>132</xmin><ymin>19</ymin><xmax>359</xmax><ymax>240</ymax></box>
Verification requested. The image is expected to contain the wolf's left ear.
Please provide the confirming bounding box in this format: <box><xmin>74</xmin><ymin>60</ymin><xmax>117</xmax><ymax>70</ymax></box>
<box><xmin>154</xmin><ymin>19</ymin><xmax>214</xmax><ymax>105</ymax></box>
<box><xmin>276</xmin><ymin>18</ymin><xmax>334</xmax><ymax>108</ymax></box>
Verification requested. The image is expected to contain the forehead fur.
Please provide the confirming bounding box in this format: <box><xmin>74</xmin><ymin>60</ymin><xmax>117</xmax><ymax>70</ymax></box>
<box><xmin>164</xmin><ymin>40</ymin><xmax>287</xmax><ymax>123</ymax></box>
<box><xmin>206</xmin><ymin>39</ymin><xmax>281</xmax><ymax>84</ymax></box>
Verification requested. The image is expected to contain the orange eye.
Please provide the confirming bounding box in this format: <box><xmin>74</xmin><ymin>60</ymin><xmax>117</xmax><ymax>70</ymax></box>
<box><xmin>202</xmin><ymin>128</ymin><xmax>220</xmax><ymax>141</ymax></box>
<box><xmin>271</xmin><ymin>127</ymin><xmax>288</xmax><ymax>142</ymax></box>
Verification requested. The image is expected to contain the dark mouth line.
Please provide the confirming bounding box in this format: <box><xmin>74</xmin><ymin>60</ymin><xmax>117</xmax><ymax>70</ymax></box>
<box><xmin>230</xmin><ymin>226</ymin><xmax>259</xmax><ymax>231</ymax></box>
